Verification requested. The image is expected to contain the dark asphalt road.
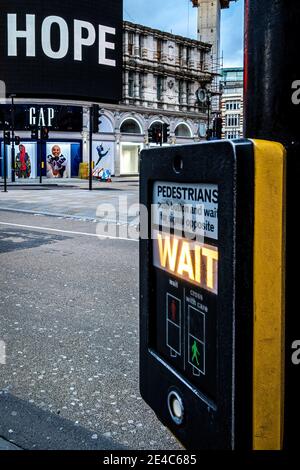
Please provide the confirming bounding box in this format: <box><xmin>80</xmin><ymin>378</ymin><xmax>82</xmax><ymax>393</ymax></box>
<box><xmin>0</xmin><ymin>209</ymin><xmax>181</xmax><ymax>450</ymax></box>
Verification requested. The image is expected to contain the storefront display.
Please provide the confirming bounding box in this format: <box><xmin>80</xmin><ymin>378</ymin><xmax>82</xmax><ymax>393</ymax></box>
<box><xmin>45</xmin><ymin>142</ymin><xmax>81</xmax><ymax>178</ymax></box>
<box><xmin>15</xmin><ymin>144</ymin><xmax>32</xmax><ymax>178</ymax></box>
<box><xmin>1</xmin><ymin>141</ymin><xmax>37</xmax><ymax>179</ymax></box>
<box><xmin>0</xmin><ymin>140</ymin><xmax>81</xmax><ymax>179</ymax></box>
<box><xmin>92</xmin><ymin>141</ymin><xmax>115</xmax><ymax>176</ymax></box>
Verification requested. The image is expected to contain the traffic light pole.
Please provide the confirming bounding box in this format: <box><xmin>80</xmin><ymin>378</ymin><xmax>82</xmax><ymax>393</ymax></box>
<box><xmin>206</xmin><ymin>94</ymin><xmax>211</xmax><ymax>140</ymax></box>
<box><xmin>3</xmin><ymin>125</ymin><xmax>8</xmax><ymax>192</ymax></box>
<box><xmin>10</xmin><ymin>94</ymin><xmax>16</xmax><ymax>182</ymax></box>
<box><xmin>89</xmin><ymin>106</ymin><xmax>93</xmax><ymax>191</ymax></box>
<box><xmin>39</xmin><ymin>128</ymin><xmax>43</xmax><ymax>184</ymax></box>
<box><xmin>244</xmin><ymin>0</ymin><xmax>300</xmax><ymax>449</ymax></box>
<box><xmin>160</xmin><ymin>123</ymin><xmax>163</xmax><ymax>147</ymax></box>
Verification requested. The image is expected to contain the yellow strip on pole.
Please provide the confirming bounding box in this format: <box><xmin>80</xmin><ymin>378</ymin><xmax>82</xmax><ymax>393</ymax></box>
<box><xmin>252</xmin><ymin>139</ymin><xmax>286</xmax><ymax>450</ymax></box>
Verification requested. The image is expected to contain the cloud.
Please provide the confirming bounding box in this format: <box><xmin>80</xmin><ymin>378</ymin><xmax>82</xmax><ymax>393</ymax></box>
<box><xmin>124</xmin><ymin>0</ymin><xmax>198</xmax><ymax>39</ymax></box>
<box><xmin>221</xmin><ymin>1</ymin><xmax>244</xmax><ymax>67</ymax></box>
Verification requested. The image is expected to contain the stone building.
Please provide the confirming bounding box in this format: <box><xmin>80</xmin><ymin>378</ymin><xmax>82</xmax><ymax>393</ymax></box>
<box><xmin>94</xmin><ymin>21</ymin><xmax>214</xmax><ymax>175</ymax></box>
<box><xmin>220</xmin><ymin>67</ymin><xmax>243</xmax><ymax>139</ymax></box>
<box><xmin>190</xmin><ymin>1</ymin><xmax>237</xmax><ymax>115</ymax></box>
<box><xmin>1</xmin><ymin>21</ymin><xmax>215</xmax><ymax>178</ymax></box>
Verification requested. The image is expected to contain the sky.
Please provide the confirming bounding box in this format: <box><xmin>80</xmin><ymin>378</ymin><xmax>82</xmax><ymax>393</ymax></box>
<box><xmin>124</xmin><ymin>0</ymin><xmax>244</xmax><ymax>68</ymax></box>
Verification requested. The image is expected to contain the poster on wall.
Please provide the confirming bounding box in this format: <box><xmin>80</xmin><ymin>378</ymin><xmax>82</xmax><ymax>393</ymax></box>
<box><xmin>92</xmin><ymin>141</ymin><xmax>115</xmax><ymax>176</ymax></box>
<box><xmin>46</xmin><ymin>143</ymin><xmax>70</xmax><ymax>178</ymax></box>
<box><xmin>45</xmin><ymin>142</ymin><xmax>82</xmax><ymax>178</ymax></box>
<box><xmin>1</xmin><ymin>141</ymin><xmax>37</xmax><ymax>178</ymax></box>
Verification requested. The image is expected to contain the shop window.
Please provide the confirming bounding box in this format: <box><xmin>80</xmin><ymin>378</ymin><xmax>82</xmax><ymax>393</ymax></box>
<box><xmin>120</xmin><ymin>144</ymin><xmax>140</xmax><ymax>175</ymax></box>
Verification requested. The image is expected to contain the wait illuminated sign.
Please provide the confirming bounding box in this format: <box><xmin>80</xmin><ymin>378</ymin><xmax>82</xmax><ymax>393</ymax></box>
<box><xmin>153</xmin><ymin>231</ymin><xmax>218</xmax><ymax>294</ymax></box>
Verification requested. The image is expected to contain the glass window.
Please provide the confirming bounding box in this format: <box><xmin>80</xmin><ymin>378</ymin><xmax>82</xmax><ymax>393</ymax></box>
<box><xmin>139</xmin><ymin>34</ymin><xmax>146</xmax><ymax>57</ymax></box>
<box><xmin>157</xmin><ymin>76</ymin><xmax>163</xmax><ymax>101</ymax></box>
<box><xmin>175</xmin><ymin>124</ymin><xmax>192</xmax><ymax>137</ymax></box>
<box><xmin>120</xmin><ymin>144</ymin><xmax>140</xmax><ymax>175</ymax></box>
<box><xmin>128</xmin><ymin>72</ymin><xmax>134</xmax><ymax>97</ymax></box>
<box><xmin>178</xmin><ymin>80</ymin><xmax>184</xmax><ymax>104</ymax></box>
<box><xmin>186</xmin><ymin>82</ymin><xmax>191</xmax><ymax>104</ymax></box>
<box><xmin>120</xmin><ymin>119</ymin><xmax>141</xmax><ymax>134</ymax></box>
<box><xmin>139</xmin><ymin>74</ymin><xmax>143</xmax><ymax>99</ymax></box>
<box><xmin>128</xmin><ymin>33</ymin><xmax>134</xmax><ymax>56</ymax></box>
<box><xmin>226</xmin><ymin>114</ymin><xmax>240</xmax><ymax>127</ymax></box>
<box><xmin>157</xmin><ymin>39</ymin><xmax>163</xmax><ymax>61</ymax></box>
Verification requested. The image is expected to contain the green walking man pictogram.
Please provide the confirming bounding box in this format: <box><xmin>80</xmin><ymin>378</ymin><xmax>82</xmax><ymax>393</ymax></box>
<box><xmin>191</xmin><ymin>340</ymin><xmax>200</xmax><ymax>366</ymax></box>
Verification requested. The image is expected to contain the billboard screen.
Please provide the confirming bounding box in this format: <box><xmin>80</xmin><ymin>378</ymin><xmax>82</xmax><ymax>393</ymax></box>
<box><xmin>0</xmin><ymin>0</ymin><xmax>123</xmax><ymax>102</ymax></box>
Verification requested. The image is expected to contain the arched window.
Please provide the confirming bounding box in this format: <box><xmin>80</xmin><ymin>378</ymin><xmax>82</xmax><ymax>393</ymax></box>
<box><xmin>120</xmin><ymin>119</ymin><xmax>142</xmax><ymax>134</ymax></box>
<box><xmin>175</xmin><ymin>123</ymin><xmax>192</xmax><ymax>137</ymax></box>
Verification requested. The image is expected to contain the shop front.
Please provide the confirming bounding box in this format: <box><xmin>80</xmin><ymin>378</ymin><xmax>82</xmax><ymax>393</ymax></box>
<box><xmin>119</xmin><ymin>118</ymin><xmax>144</xmax><ymax>175</ymax></box>
<box><xmin>120</xmin><ymin>142</ymin><xmax>142</xmax><ymax>175</ymax></box>
<box><xmin>0</xmin><ymin>104</ymin><xmax>83</xmax><ymax>179</ymax></box>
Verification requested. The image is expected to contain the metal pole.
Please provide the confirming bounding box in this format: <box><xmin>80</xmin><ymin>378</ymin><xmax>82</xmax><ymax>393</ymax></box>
<box><xmin>206</xmin><ymin>95</ymin><xmax>211</xmax><ymax>140</ymax></box>
<box><xmin>39</xmin><ymin>128</ymin><xmax>43</xmax><ymax>184</ymax></box>
<box><xmin>244</xmin><ymin>0</ymin><xmax>300</xmax><ymax>144</ymax></box>
<box><xmin>89</xmin><ymin>106</ymin><xmax>93</xmax><ymax>191</ymax></box>
<box><xmin>244</xmin><ymin>0</ymin><xmax>300</xmax><ymax>450</ymax></box>
<box><xmin>10</xmin><ymin>94</ymin><xmax>16</xmax><ymax>182</ymax></box>
<box><xmin>3</xmin><ymin>126</ymin><xmax>7</xmax><ymax>192</ymax></box>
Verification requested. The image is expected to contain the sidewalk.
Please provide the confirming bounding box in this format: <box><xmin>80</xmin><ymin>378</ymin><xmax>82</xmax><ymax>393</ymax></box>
<box><xmin>0</xmin><ymin>176</ymin><xmax>139</xmax><ymax>189</ymax></box>
<box><xmin>0</xmin><ymin>437</ymin><xmax>21</xmax><ymax>450</ymax></box>
<box><xmin>0</xmin><ymin>177</ymin><xmax>139</xmax><ymax>223</ymax></box>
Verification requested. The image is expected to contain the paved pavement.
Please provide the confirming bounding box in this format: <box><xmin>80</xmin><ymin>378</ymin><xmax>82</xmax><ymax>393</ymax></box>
<box><xmin>0</xmin><ymin>186</ymin><xmax>182</xmax><ymax>451</ymax></box>
<box><xmin>0</xmin><ymin>178</ymin><xmax>139</xmax><ymax>224</ymax></box>
<box><xmin>0</xmin><ymin>437</ymin><xmax>21</xmax><ymax>450</ymax></box>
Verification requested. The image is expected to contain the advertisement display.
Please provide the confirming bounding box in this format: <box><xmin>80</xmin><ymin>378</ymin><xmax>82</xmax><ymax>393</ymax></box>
<box><xmin>92</xmin><ymin>141</ymin><xmax>115</xmax><ymax>176</ymax></box>
<box><xmin>45</xmin><ymin>142</ymin><xmax>81</xmax><ymax>178</ymax></box>
<box><xmin>0</xmin><ymin>1</ymin><xmax>122</xmax><ymax>102</ymax></box>
<box><xmin>46</xmin><ymin>143</ymin><xmax>70</xmax><ymax>178</ymax></box>
<box><xmin>1</xmin><ymin>141</ymin><xmax>37</xmax><ymax>178</ymax></box>
<box><xmin>0</xmin><ymin>105</ymin><xmax>83</xmax><ymax>132</ymax></box>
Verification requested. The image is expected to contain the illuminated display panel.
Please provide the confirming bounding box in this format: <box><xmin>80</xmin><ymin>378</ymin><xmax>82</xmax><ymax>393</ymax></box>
<box><xmin>151</xmin><ymin>181</ymin><xmax>219</xmax><ymax>399</ymax></box>
<box><xmin>153</xmin><ymin>231</ymin><xmax>218</xmax><ymax>294</ymax></box>
<box><xmin>0</xmin><ymin>1</ymin><xmax>122</xmax><ymax>101</ymax></box>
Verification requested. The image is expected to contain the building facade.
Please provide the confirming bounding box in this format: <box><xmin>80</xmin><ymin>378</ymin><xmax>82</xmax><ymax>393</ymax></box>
<box><xmin>220</xmin><ymin>67</ymin><xmax>244</xmax><ymax>139</ymax></box>
<box><xmin>1</xmin><ymin>21</ymin><xmax>214</xmax><ymax>179</ymax></box>
<box><xmin>97</xmin><ymin>21</ymin><xmax>214</xmax><ymax>176</ymax></box>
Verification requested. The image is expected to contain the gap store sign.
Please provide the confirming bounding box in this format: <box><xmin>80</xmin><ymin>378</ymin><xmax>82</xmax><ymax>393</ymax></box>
<box><xmin>0</xmin><ymin>0</ymin><xmax>122</xmax><ymax>102</ymax></box>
